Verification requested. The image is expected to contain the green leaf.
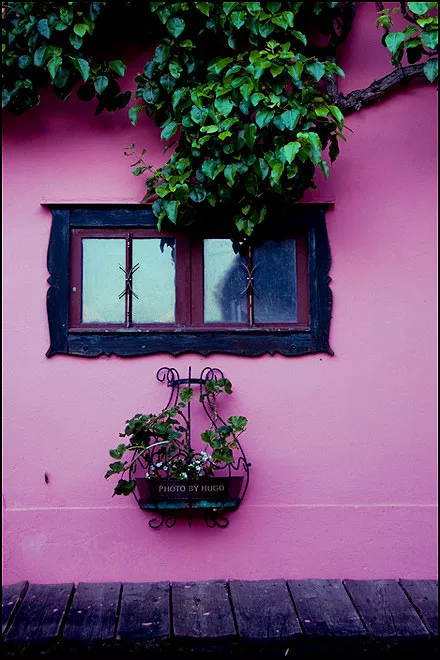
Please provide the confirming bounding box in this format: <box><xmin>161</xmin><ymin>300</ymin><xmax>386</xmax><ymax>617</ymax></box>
<box><xmin>291</xmin><ymin>30</ymin><xmax>307</xmax><ymax>46</ymax></box>
<box><xmin>179</xmin><ymin>386</ymin><xmax>194</xmax><ymax>402</ymax></box>
<box><xmin>142</xmin><ymin>86</ymin><xmax>160</xmax><ymax>104</ymax></box>
<box><xmin>73</xmin><ymin>23</ymin><xmax>87</xmax><ymax>38</ymax></box>
<box><xmin>166</xmin><ymin>199</ymin><xmax>179</xmax><ymax>223</ymax></box>
<box><xmin>328</xmin><ymin>105</ymin><xmax>344</xmax><ymax>126</ymax></box>
<box><xmin>18</xmin><ymin>55</ymin><xmax>31</xmax><ymax>69</ymax></box>
<box><xmin>270</xmin><ymin>63</ymin><xmax>284</xmax><ymax>76</ymax></box>
<box><xmin>196</xmin><ymin>2</ymin><xmax>211</xmax><ymax>16</ymax></box>
<box><xmin>200</xmin><ymin>124</ymin><xmax>218</xmax><ymax>133</ymax></box>
<box><xmin>155</xmin><ymin>44</ymin><xmax>170</xmax><ymax>65</ymax></box>
<box><xmin>319</xmin><ymin>160</ymin><xmax>330</xmax><ymax>179</ymax></box>
<box><xmin>288</xmin><ymin>61</ymin><xmax>304</xmax><ymax>80</ymax></box>
<box><xmin>424</xmin><ymin>57</ymin><xmax>438</xmax><ymax>82</ymax></box>
<box><xmin>172</xmin><ymin>88</ymin><xmax>187</xmax><ymax>109</ymax></box>
<box><xmin>202</xmin><ymin>159</ymin><xmax>219</xmax><ymax>179</ymax></box>
<box><xmin>227</xmin><ymin>415</ymin><xmax>248</xmax><ymax>431</ymax></box>
<box><xmin>109</xmin><ymin>60</ymin><xmax>126</xmax><ymax>77</ymax></box>
<box><xmin>109</xmin><ymin>461</ymin><xmax>126</xmax><ymax>474</ymax></box>
<box><xmin>266</xmin><ymin>1</ymin><xmax>282</xmax><ymax>12</ymax></box>
<box><xmin>270</xmin><ymin>162</ymin><xmax>284</xmax><ymax>185</ymax></box>
<box><xmin>240</xmin><ymin>80</ymin><xmax>254</xmax><ymax>101</ymax></box>
<box><xmin>129</xmin><ymin>105</ymin><xmax>143</xmax><ymax>126</ymax></box>
<box><xmin>224</xmin><ymin>163</ymin><xmax>237</xmax><ymax>186</ymax></box>
<box><xmin>259</xmin><ymin>22</ymin><xmax>275</xmax><ymax>37</ymax></box>
<box><xmin>34</xmin><ymin>46</ymin><xmax>48</xmax><ymax>67</ymax></box>
<box><xmin>306</xmin><ymin>61</ymin><xmax>326</xmax><ymax>81</ymax></box>
<box><xmin>385</xmin><ymin>32</ymin><xmax>405</xmax><ymax>55</ymax></box>
<box><xmin>256</xmin><ymin>157</ymin><xmax>270</xmax><ymax>180</ymax></box>
<box><xmin>190</xmin><ymin>105</ymin><xmax>208</xmax><ymax>125</ymax></box>
<box><xmin>169</xmin><ymin>60</ymin><xmax>183</xmax><ymax>78</ymax></box>
<box><xmin>160</xmin><ymin>73</ymin><xmax>175</xmax><ymax>93</ymax></box>
<box><xmin>113</xmin><ymin>479</ymin><xmax>136</xmax><ymax>496</ymax></box>
<box><xmin>201</xmin><ymin>429</ymin><xmax>216</xmax><ymax>445</ymax></box>
<box><xmin>421</xmin><ymin>30</ymin><xmax>438</xmax><ymax>50</ymax></box>
<box><xmin>47</xmin><ymin>56</ymin><xmax>62</xmax><ymax>79</ymax></box>
<box><xmin>230</xmin><ymin>10</ymin><xmax>246</xmax><ymax>29</ymax></box>
<box><xmin>281</xmin><ymin>108</ymin><xmax>300</xmax><ymax>131</ymax></box>
<box><xmin>256</xmin><ymin>108</ymin><xmax>275</xmax><ymax>128</ymax></box>
<box><xmin>222</xmin><ymin>2</ymin><xmax>237</xmax><ymax>15</ymax></box>
<box><xmin>214</xmin><ymin>97</ymin><xmax>234</xmax><ymax>116</ymax></box>
<box><xmin>161</xmin><ymin>121</ymin><xmax>178</xmax><ymax>139</ymax></box>
<box><xmin>109</xmin><ymin>443</ymin><xmax>127</xmax><ymax>459</ymax></box>
<box><xmin>212</xmin><ymin>448</ymin><xmax>234</xmax><ymax>464</ymax></box>
<box><xmin>94</xmin><ymin>76</ymin><xmax>109</xmax><ymax>94</ymax></box>
<box><xmin>167</xmin><ymin>17</ymin><xmax>185</xmax><ymax>38</ymax></box>
<box><xmin>69</xmin><ymin>33</ymin><xmax>83</xmax><ymax>50</ymax></box>
<box><xmin>73</xmin><ymin>58</ymin><xmax>90</xmax><ymax>82</ymax></box>
<box><xmin>283</xmin><ymin>141</ymin><xmax>301</xmax><ymax>163</ymax></box>
<box><xmin>407</xmin><ymin>2</ymin><xmax>430</xmax><ymax>14</ymax></box>
<box><xmin>243</xmin><ymin>123</ymin><xmax>257</xmax><ymax>148</ymax></box>
<box><xmin>189</xmin><ymin>184</ymin><xmax>207</xmax><ymax>202</ymax></box>
<box><xmin>2</xmin><ymin>89</ymin><xmax>11</xmax><ymax>109</ymax></box>
<box><xmin>37</xmin><ymin>19</ymin><xmax>50</xmax><ymax>38</ymax></box>
<box><xmin>208</xmin><ymin>57</ymin><xmax>234</xmax><ymax>74</ymax></box>
<box><xmin>250</xmin><ymin>92</ymin><xmax>265</xmax><ymax>106</ymax></box>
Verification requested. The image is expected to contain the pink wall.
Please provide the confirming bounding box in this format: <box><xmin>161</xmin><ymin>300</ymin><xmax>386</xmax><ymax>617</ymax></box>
<box><xmin>2</xmin><ymin>3</ymin><xmax>437</xmax><ymax>583</ymax></box>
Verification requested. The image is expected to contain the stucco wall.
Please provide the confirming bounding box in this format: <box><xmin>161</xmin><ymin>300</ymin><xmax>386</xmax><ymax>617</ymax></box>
<box><xmin>2</xmin><ymin>3</ymin><xmax>437</xmax><ymax>583</ymax></box>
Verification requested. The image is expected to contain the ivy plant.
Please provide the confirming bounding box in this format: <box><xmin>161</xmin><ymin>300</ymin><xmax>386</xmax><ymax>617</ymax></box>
<box><xmin>2</xmin><ymin>1</ymin><xmax>438</xmax><ymax>237</ymax></box>
<box><xmin>105</xmin><ymin>378</ymin><xmax>248</xmax><ymax>496</ymax></box>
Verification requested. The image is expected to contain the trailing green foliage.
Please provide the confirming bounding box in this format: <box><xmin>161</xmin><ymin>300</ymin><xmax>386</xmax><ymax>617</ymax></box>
<box><xmin>2</xmin><ymin>2</ymin><xmax>131</xmax><ymax>114</ymax></box>
<box><xmin>105</xmin><ymin>378</ymin><xmax>248</xmax><ymax>496</ymax></box>
<box><xmin>377</xmin><ymin>2</ymin><xmax>438</xmax><ymax>80</ymax></box>
<box><xmin>2</xmin><ymin>1</ymin><xmax>438</xmax><ymax>236</ymax></box>
<box><xmin>134</xmin><ymin>1</ymin><xmax>347</xmax><ymax>235</ymax></box>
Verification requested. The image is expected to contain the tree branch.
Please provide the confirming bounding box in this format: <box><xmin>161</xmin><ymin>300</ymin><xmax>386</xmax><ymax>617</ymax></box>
<box><xmin>332</xmin><ymin>63</ymin><xmax>427</xmax><ymax>114</ymax></box>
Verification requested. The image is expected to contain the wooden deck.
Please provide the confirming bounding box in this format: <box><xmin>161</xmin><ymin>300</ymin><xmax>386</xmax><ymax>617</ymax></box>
<box><xmin>2</xmin><ymin>579</ymin><xmax>438</xmax><ymax>657</ymax></box>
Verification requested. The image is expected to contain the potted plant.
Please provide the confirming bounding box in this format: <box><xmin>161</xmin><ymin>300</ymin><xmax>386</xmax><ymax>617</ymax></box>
<box><xmin>105</xmin><ymin>367</ymin><xmax>250</xmax><ymax>527</ymax></box>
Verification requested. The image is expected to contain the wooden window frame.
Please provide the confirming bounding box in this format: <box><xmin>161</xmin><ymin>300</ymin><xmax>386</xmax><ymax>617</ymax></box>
<box><xmin>46</xmin><ymin>204</ymin><xmax>333</xmax><ymax>357</ymax></box>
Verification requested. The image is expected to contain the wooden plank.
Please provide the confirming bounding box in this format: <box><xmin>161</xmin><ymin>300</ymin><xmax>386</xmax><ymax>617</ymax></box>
<box><xmin>344</xmin><ymin>579</ymin><xmax>430</xmax><ymax>641</ymax></box>
<box><xmin>229</xmin><ymin>579</ymin><xmax>302</xmax><ymax>642</ymax></box>
<box><xmin>117</xmin><ymin>582</ymin><xmax>170</xmax><ymax>641</ymax></box>
<box><xmin>2</xmin><ymin>582</ymin><xmax>28</xmax><ymax>634</ymax></box>
<box><xmin>172</xmin><ymin>580</ymin><xmax>236</xmax><ymax>641</ymax></box>
<box><xmin>4</xmin><ymin>583</ymin><xmax>73</xmax><ymax>644</ymax></box>
<box><xmin>63</xmin><ymin>582</ymin><xmax>121</xmax><ymax>643</ymax></box>
<box><xmin>288</xmin><ymin>579</ymin><xmax>367</xmax><ymax>638</ymax></box>
<box><xmin>400</xmin><ymin>580</ymin><xmax>438</xmax><ymax>637</ymax></box>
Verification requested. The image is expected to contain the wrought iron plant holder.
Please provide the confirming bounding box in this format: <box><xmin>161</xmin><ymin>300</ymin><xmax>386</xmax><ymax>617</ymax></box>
<box><xmin>130</xmin><ymin>366</ymin><xmax>251</xmax><ymax>529</ymax></box>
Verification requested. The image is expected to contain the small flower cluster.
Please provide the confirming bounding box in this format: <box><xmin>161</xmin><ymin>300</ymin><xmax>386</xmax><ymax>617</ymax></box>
<box><xmin>145</xmin><ymin>451</ymin><xmax>214</xmax><ymax>480</ymax></box>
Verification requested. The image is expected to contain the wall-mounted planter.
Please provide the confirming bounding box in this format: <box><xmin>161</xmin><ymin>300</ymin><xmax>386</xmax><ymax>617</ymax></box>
<box><xmin>128</xmin><ymin>367</ymin><xmax>250</xmax><ymax>529</ymax></box>
<box><xmin>136</xmin><ymin>476</ymin><xmax>244</xmax><ymax>509</ymax></box>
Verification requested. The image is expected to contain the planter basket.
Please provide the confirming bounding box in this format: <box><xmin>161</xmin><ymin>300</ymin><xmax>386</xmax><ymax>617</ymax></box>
<box><xmin>136</xmin><ymin>476</ymin><xmax>244</xmax><ymax>510</ymax></box>
<box><xmin>130</xmin><ymin>366</ymin><xmax>250</xmax><ymax>528</ymax></box>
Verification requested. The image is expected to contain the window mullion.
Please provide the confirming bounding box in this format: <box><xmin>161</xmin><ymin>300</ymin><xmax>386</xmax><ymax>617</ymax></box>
<box><xmin>248</xmin><ymin>247</ymin><xmax>254</xmax><ymax>327</ymax></box>
<box><xmin>125</xmin><ymin>232</ymin><xmax>132</xmax><ymax>328</ymax></box>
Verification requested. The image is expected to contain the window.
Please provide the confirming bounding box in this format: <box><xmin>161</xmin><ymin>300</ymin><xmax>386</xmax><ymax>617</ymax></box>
<box><xmin>46</xmin><ymin>205</ymin><xmax>333</xmax><ymax>357</ymax></box>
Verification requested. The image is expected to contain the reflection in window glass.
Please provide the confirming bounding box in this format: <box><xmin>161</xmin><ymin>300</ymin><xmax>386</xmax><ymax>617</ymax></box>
<box><xmin>82</xmin><ymin>239</ymin><xmax>126</xmax><ymax>323</ymax></box>
<box><xmin>132</xmin><ymin>239</ymin><xmax>176</xmax><ymax>323</ymax></box>
<box><xmin>253</xmin><ymin>239</ymin><xmax>298</xmax><ymax>323</ymax></box>
<box><xmin>204</xmin><ymin>239</ymin><xmax>247</xmax><ymax>323</ymax></box>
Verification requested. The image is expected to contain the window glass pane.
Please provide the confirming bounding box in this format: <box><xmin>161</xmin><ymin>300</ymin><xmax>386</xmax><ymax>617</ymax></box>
<box><xmin>82</xmin><ymin>238</ymin><xmax>126</xmax><ymax>323</ymax></box>
<box><xmin>132</xmin><ymin>238</ymin><xmax>176</xmax><ymax>323</ymax></box>
<box><xmin>253</xmin><ymin>239</ymin><xmax>298</xmax><ymax>323</ymax></box>
<box><xmin>204</xmin><ymin>239</ymin><xmax>247</xmax><ymax>323</ymax></box>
